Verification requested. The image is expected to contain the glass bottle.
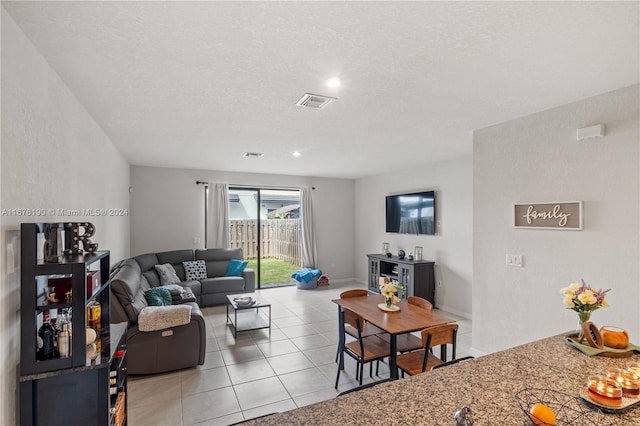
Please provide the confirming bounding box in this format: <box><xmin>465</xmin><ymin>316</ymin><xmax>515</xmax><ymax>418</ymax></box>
<box><xmin>87</xmin><ymin>299</ymin><xmax>102</xmax><ymax>353</ymax></box>
<box><xmin>37</xmin><ymin>310</ymin><xmax>56</xmax><ymax>360</ymax></box>
<box><xmin>58</xmin><ymin>323</ymin><xmax>71</xmax><ymax>358</ymax></box>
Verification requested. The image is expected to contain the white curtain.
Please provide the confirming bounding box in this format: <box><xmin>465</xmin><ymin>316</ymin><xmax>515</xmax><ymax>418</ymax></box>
<box><xmin>300</xmin><ymin>187</ymin><xmax>317</xmax><ymax>268</ymax></box>
<box><xmin>207</xmin><ymin>183</ymin><xmax>230</xmax><ymax>248</ymax></box>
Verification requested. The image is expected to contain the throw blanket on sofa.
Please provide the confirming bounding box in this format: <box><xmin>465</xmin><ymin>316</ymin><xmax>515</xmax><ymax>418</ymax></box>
<box><xmin>138</xmin><ymin>305</ymin><xmax>192</xmax><ymax>332</ymax></box>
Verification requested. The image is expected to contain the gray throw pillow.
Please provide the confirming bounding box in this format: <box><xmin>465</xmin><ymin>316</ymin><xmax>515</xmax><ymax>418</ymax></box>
<box><xmin>154</xmin><ymin>263</ymin><xmax>180</xmax><ymax>285</ymax></box>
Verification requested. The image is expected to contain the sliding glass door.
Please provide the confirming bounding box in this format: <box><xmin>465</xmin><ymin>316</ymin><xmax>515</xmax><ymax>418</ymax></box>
<box><xmin>228</xmin><ymin>187</ymin><xmax>301</xmax><ymax>288</ymax></box>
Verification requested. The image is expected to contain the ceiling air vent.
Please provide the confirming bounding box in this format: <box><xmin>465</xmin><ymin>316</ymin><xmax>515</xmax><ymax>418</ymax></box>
<box><xmin>243</xmin><ymin>152</ymin><xmax>264</xmax><ymax>158</ymax></box>
<box><xmin>295</xmin><ymin>93</ymin><xmax>337</xmax><ymax>109</ymax></box>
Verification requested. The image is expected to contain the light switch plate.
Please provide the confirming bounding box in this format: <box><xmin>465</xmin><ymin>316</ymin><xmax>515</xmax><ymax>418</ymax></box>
<box><xmin>506</xmin><ymin>254</ymin><xmax>523</xmax><ymax>267</ymax></box>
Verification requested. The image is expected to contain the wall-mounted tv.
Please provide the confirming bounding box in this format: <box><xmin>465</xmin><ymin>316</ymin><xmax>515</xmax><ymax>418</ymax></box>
<box><xmin>385</xmin><ymin>191</ymin><xmax>436</xmax><ymax>235</ymax></box>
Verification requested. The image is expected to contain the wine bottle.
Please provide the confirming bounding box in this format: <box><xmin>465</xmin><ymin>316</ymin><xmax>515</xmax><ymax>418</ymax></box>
<box><xmin>37</xmin><ymin>310</ymin><xmax>56</xmax><ymax>360</ymax></box>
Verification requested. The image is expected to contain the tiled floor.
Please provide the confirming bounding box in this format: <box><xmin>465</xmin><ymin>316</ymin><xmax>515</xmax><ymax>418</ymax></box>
<box><xmin>128</xmin><ymin>280</ymin><xmax>472</xmax><ymax>425</ymax></box>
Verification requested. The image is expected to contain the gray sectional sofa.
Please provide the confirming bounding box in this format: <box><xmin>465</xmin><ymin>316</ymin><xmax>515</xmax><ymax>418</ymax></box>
<box><xmin>110</xmin><ymin>248</ymin><xmax>255</xmax><ymax>374</ymax></box>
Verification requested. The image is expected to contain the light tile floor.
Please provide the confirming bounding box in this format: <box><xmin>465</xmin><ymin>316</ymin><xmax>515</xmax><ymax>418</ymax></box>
<box><xmin>128</xmin><ymin>280</ymin><xmax>472</xmax><ymax>426</ymax></box>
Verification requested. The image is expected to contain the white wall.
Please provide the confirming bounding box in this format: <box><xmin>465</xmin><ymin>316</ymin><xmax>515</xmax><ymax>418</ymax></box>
<box><xmin>473</xmin><ymin>85</ymin><xmax>639</xmax><ymax>354</ymax></box>
<box><xmin>0</xmin><ymin>10</ymin><xmax>130</xmax><ymax>424</ymax></box>
<box><xmin>354</xmin><ymin>155</ymin><xmax>473</xmax><ymax>317</ymax></box>
<box><xmin>130</xmin><ymin>165</ymin><xmax>355</xmax><ymax>281</ymax></box>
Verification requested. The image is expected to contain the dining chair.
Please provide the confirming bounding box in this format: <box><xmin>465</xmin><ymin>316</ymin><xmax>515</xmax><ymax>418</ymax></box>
<box><xmin>380</xmin><ymin>295</ymin><xmax>433</xmax><ymax>353</ymax></box>
<box><xmin>335</xmin><ymin>289</ymin><xmax>385</xmax><ymax>362</ymax></box>
<box><xmin>395</xmin><ymin>323</ymin><xmax>459</xmax><ymax>377</ymax></box>
<box><xmin>335</xmin><ymin>308</ymin><xmax>390</xmax><ymax>388</ymax></box>
<box><xmin>407</xmin><ymin>295</ymin><xmax>433</xmax><ymax>311</ymax></box>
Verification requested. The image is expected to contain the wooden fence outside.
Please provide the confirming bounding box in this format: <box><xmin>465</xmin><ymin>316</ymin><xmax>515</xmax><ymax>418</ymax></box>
<box><xmin>229</xmin><ymin>219</ymin><xmax>301</xmax><ymax>265</ymax></box>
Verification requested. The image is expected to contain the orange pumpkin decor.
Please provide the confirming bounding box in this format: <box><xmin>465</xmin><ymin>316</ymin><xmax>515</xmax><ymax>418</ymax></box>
<box><xmin>600</xmin><ymin>326</ymin><xmax>629</xmax><ymax>349</ymax></box>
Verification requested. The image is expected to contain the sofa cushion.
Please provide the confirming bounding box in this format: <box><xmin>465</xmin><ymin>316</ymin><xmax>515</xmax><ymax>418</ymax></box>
<box><xmin>226</xmin><ymin>259</ymin><xmax>249</xmax><ymax>277</ymax></box>
<box><xmin>200</xmin><ymin>276</ymin><xmax>246</xmax><ymax>294</ymax></box>
<box><xmin>133</xmin><ymin>253</ymin><xmax>160</xmax><ymax>273</ymax></box>
<box><xmin>110</xmin><ymin>260</ymin><xmax>151</xmax><ymax>324</ymax></box>
<box><xmin>142</xmin><ymin>270</ymin><xmax>161</xmax><ymax>287</ymax></box>
<box><xmin>195</xmin><ymin>248</ymin><xmax>244</xmax><ymax>277</ymax></box>
<box><xmin>155</xmin><ymin>264</ymin><xmax>181</xmax><ymax>285</ymax></box>
<box><xmin>145</xmin><ymin>287</ymin><xmax>172</xmax><ymax>306</ymax></box>
<box><xmin>157</xmin><ymin>250</ymin><xmax>195</xmax><ymax>281</ymax></box>
<box><xmin>183</xmin><ymin>260</ymin><xmax>207</xmax><ymax>281</ymax></box>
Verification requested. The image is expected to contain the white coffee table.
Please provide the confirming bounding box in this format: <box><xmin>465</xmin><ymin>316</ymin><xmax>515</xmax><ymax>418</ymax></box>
<box><xmin>226</xmin><ymin>294</ymin><xmax>271</xmax><ymax>338</ymax></box>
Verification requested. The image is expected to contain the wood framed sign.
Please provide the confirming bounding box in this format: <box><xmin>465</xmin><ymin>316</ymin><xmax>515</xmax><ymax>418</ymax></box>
<box><xmin>514</xmin><ymin>201</ymin><xmax>582</xmax><ymax>230</ymax></box>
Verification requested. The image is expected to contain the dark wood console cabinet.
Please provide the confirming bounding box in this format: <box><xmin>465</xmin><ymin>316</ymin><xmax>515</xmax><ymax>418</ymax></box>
<box><xmin>367</xmin><ymin>254</ymin><xmax>435</xmax><ymax>305</ymax></box>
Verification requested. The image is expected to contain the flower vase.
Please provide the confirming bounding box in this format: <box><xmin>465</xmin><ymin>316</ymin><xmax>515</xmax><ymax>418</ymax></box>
<box><xmin>385</xmin><ymin>297</ymin><xmax>394</xmax><ymax>309</ymax></box>
<box><xmin>576</xmin><ymin>311</ymin><xmax>591</xmax><ymax>339</ymax></box>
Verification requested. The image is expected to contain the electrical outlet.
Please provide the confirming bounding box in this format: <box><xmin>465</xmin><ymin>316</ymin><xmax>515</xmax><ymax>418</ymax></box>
<box><xmin>193</xmin><ymin>237</ymin><xmax>201</xmax><ymax>244</ymax></box>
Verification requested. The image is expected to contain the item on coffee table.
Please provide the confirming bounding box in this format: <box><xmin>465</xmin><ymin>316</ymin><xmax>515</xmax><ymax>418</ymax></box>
<box><xmin>233</xmin><ymin>296</ymin><xmax>255</xmax><ymax>306</ymax></box>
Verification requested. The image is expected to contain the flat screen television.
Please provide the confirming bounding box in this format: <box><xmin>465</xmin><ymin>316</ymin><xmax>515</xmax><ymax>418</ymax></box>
<box><xmin>385</xmin><ymin>191</ymin><xmax>436</xmax><ymax>235</ymax></box>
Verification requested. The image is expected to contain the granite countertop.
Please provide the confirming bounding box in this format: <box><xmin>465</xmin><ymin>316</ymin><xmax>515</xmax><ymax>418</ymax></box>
<box><xmin>244</xmin><ymin>334</ymin><xmax>640</xmax><ymax>425</ymax></box>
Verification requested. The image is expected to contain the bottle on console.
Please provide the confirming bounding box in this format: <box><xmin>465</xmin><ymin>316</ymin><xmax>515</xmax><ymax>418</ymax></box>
<box><xmin>86</xmin><ymin>299</ymin><xmax>102</xmax><ymax>353</ymax></box>
<box><xmin>37</xmin><ymin>310</ymin><xmax>57</xmax><ymax>360</ymax></box>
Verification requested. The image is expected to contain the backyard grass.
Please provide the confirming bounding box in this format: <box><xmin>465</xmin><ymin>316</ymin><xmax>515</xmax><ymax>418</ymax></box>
<box><xmin>246</xmin><ymin>257</ymin><xmax>300</xmax><ymax>285</ymax></box>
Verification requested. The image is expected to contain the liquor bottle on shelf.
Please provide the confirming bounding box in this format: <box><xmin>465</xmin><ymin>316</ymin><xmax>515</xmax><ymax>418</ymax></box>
<box><xmin>86</xmin><ymin>299</ymin><xmax>102</xmax><ymax>353</ymax></box>
<box><xmin>37</xmin><ymin>310</ymin><xmax>57</xmax><ymax>360</ymax></box>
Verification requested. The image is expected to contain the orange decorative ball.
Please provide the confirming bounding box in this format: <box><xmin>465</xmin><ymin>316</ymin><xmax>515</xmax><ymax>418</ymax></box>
<box><xmin>529</xmin><ymin>403</ymin><xmax>556</xmax><ymax>426</ymax></box>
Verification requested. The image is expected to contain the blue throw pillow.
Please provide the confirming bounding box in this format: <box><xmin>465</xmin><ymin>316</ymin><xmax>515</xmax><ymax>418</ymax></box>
<box><xmin>226</xmin><ymin>259</ymin><xmax>248</xmax><ymax>277</ymax></box>
<box><xmin>144</xmin><ymin>287</ymin><xmax>172</xmax><ymax>306</ymax></box>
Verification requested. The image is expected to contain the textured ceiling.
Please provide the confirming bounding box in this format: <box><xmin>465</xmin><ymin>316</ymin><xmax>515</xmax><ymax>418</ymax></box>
<box><xmin>3</xmin><ymin>1</ymin><xmax>639</xmax><ymax>179</ymax></box>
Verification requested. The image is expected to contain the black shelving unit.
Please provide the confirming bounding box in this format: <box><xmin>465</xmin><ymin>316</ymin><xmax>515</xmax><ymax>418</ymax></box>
<box><xmin>19</xmin><ymin>223</ymin><xmax>127</xmax><ymax>426</ymax></box>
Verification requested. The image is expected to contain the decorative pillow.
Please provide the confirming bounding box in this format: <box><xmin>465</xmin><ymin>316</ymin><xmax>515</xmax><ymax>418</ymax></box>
<box><xmin>155</xmin><ymin>263</ymin><xmax>180</xmax><ymax>285</ymax></box>
<box><xmin>159</xmin><ymin>284</ymin><xmax>197</xmax><ymax>304</ymax></box>
<box><xmin>226</xmin><ymin>259</ymin><xmax>249</xmax><ymax>277</ymax></box>
<box><xmin>144</xmin><ymin>287</ymin><xmax>172</xmax><ymax>306</ymax></box>
<box><xmin>183</xmin><ymin>260</ymin><xmax>207</xmax><ymax>281</ymax></box>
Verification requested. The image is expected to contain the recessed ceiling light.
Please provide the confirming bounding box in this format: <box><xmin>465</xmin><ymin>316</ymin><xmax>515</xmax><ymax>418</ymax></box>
<box><xmin>326</xmin><ymin>77</ymin><xmax>341</xmax><ymax>88</ymax></box>
<box><xmin>292</xmin><ymin>151</ymin><xmax>301</xmax><ymax>157</ymax></box>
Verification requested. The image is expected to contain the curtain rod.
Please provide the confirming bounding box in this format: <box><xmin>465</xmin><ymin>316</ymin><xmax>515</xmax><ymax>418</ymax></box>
<box><xmin>228</xmin><ymin>184</ymin><xmax>303</xmax><ymax>191</ymax></box>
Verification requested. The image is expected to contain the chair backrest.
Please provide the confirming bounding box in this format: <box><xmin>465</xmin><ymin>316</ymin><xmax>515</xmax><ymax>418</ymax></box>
<box><xmin>421</xmin><ymin>323</ymin><xmax>458</xmax><ymax>361</ymax></box>
<box><xmin>340</xmin><ymin>289</ymin><xmax>368</xmax><ymax>299</ymax></box>
<box><xmin>342</xmin><ymin>308</ymin><xmax>364</xmax><ymax>333</ymax></box>
<box><xmin>407</xmin><ymin>296</ymin><xmax>433</xmax><ymax>311</ymax></box>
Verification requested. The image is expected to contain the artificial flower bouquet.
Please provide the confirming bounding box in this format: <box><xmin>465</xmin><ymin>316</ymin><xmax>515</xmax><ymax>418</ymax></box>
<box><xmin>380</xmin><ymin>277</ymin><xmax>405</xmax><ymax>307</ymax></box>
<box><xmin>561</xmin><ymin>280</ymin><xmax>609</xmax><ymax>313</ymax></box>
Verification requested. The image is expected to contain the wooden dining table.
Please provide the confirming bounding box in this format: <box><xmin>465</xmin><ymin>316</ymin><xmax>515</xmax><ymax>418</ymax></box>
<box><xmin>333</xmin><ymin>294</ymin><xmax>456</xmax><ymax>379</ymax></box>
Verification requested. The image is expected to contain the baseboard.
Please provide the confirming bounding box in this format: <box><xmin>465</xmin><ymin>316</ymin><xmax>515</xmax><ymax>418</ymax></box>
<box><xmin>468</xmin><ymin>347</ymin><xmax>487</xmax><ymax>358</ymax></box>
<box><xmin>436</xmin><ymin>304</ymin><xmax>472</xmax><ymax>320</ymax></box>
<box><xmin>330</xmin><ymin>278</ymin><xmax>363</xmax><ymax>284</ymax></box>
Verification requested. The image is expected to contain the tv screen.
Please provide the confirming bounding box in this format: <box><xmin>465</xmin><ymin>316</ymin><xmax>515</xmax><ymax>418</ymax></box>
<box><xmin>386</xmin><ymin>191</ymin><xmax>436</xmax><ymax>235</ymax></box>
